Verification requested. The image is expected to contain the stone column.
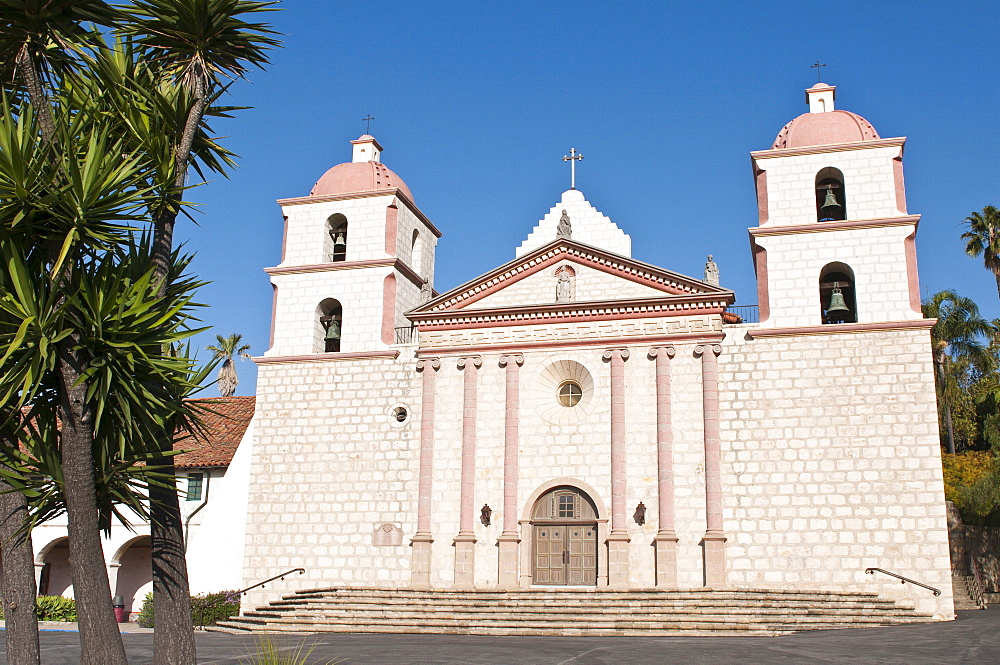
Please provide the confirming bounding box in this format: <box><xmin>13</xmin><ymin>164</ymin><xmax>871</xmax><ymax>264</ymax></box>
<box><xmin>454</xmin><ymin>356</ymin><xmax>481</xmax><ymax>588</ymax></box>
<box><xmin>498</xmin><ymin>353</ymin><xmax>524</xmax><ymax>588</ymax></box>
<box><xmin>649</xmin><ymin>346</ymin><xmax>679</xmax><ymax>587</ymax></box>
<box><xmin>411</xmin><ymin>357</ymin><xmax>440</xmax><ymax>588</ymax></box>
<box><xmin>603</xmin><ymin>347</ymin><xmax>631</xmax><ymax>587</ymax></box>
<box><xmin>696</xmin><ymin>343</ymin><xmax>727</xmax><ymax>586</ymax></box>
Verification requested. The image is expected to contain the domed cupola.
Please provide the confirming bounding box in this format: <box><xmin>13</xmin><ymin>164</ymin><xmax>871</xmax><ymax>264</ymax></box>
<box><xmin>771</xmin><ymin>83</ymin><xmax>880</xmax><ymax>149</ymax></box>
<box><xmin>310</xmin><ymin>135</ymin><xmax>414</xmax><ymax>201</ymax></box>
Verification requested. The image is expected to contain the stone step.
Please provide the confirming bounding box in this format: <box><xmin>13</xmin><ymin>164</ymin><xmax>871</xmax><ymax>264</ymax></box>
<box><xmin>229</xmin><ymin>607</ymin><xmax>930</xmax><ymax>626</ymax></box>
<box><xmin>208</xmin><ymin>586</ymin><xmax>936</xmax><ymax>636</ymax></box>
<box><xmin>952</xmin><ymin>576</ymin><xmax>986</xmax><ymax>610</ymax></box>
<box><xmin>249</xmin><ymin>604</ymin><xmax>925</xmax><ymax>618</ymax></box>
<box><xmin>271</xmin><ymin>596</ymin><xmax>913</xmax><ymax>611</ymax></box>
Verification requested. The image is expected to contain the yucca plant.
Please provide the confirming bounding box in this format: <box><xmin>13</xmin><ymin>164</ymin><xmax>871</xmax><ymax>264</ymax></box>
<box><xmin>242</xmin><ymin>636</ymin><xmax>345</xmax><ymax>665</ymax></box>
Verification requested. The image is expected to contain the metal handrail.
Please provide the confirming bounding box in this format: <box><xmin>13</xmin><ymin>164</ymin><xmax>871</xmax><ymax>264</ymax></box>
<box><xmin>969</xmin><ymin>555</ymin><xmax>988</xmax><ymax>609</ymax></box>
<box><xmin>723</xmin><ymin>304</ymin><xmax>759</xmax><ymax>324</ymax></box>
<box><xmin>865</xmin><ymin>567</ymin><xmax>941</xmax><ymax>595</ymax></box>
<box><xmin>238</xmin><ymin>567</ymin><xmax>305</xmax><ymax>596</ymax></box>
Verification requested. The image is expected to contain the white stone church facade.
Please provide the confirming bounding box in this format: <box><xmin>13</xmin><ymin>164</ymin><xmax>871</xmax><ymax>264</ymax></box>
<box><xmin>242</xmin><ymin>83</ymin><xmax>954</xmax><ymax>619</ymax></box>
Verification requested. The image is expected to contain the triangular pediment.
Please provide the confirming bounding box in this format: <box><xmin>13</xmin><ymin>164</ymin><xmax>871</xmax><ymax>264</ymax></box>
<box><xmin>408</xmin><ymin>240</ymin><xmax>733</xmax><ymax>326</ymax></box>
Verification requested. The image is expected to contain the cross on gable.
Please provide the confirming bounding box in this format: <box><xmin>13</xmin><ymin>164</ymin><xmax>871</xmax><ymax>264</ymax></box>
<box><xmin>562</xmin><ymin>148</ymin><xmax>584</xmax><ymax>190</ymax></box>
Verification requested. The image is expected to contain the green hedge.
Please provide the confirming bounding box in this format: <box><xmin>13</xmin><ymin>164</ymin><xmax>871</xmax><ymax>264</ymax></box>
<box><xmin>0</xmin><ymin>596</ymin><xmax>78</xmax><ymax>622</ymax></box>
<box><xmin>137</xmin><ymin>590</ymin><xmax>240</xmax><ymax>628</ymax></box>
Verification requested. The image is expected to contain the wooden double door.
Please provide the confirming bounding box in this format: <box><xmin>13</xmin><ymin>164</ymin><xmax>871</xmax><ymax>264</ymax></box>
<box><xmin>533</xmin><ymin>523</ymin><xmax>597</xmax><ymax>585</ymax></box>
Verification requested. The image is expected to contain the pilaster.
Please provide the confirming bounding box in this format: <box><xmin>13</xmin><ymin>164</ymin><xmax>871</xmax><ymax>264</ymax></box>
<box><xmin>454</xmin><ymin>355</ymin><xmax>481</xmax><ymax>588</ymax></box>
<box><xmin>603</xmin><ymin>347</ymin><xmax>631</xmax><ymax>587</ymax></box>
<box><xmin>498</xmin><ymin>353</ymin><xmax>524</xmax><ymax>588</ymax></box>
<box><xmin>696</xmin><ymin>343</ymin><xmax>727</xmax><ymax>586</ymax></box>
<box><xmin>649</xmin><ymin>345</ymin><xmax>679</xmax><ymax>587</ymax></box>
<box><xmin>411</xmin><ymin>357</ymin><xmax>440</xmax><ymax>588</ymax></box>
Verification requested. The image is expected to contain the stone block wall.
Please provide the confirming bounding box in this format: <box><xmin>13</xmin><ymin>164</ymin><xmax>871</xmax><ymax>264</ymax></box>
<box><xmin>517</xmin><ymin>189</ymin><xmax>631</xmax><ymax>258</ymax></box>
<box><xmin>756</xmin><ymin>223</ymin><xmax>920</xmax><ymax>328</ymax></box>
<box><xmin>243</xmin><ymin>355</ymin><xmax>420</xmax><ymax>609</ymax></box>
<box><xmin>280</xmin><ymin>195</ymin><xmax>397</xmax><ymax>267</ymax></box>
<box><xmin>756</xmin><ymin>145</ymin><xmax>904</xmax><ymax>227</ymax></box>
<box><xmin>718</xmin><ymin>326</ymin><xmax>953</xmax><ymax>617</ymax></box>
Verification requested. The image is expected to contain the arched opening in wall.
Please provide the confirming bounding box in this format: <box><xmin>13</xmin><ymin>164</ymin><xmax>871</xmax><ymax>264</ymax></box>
<box><xmin>530</xmin><ymin>486</ymin><xmax>598</xmax><ymax>586</ymax></box>
<box><xmin>112</xmin><ymin>535</ymin><xmax>151</xmax><ymax>618</ymax></box>
<box><xmin>819</xmin><ymin>262</ymin><xmax>858</xmax><ymax>324</ymax></box>
<box><xmin>37</xmin><ymin>537</ymin><xmax>72</xmax><ymax>598</ymax></box>
<box><xmin>411</xmin><ymin>229</ymin><xmax>422</xmax><ymax>276</ymax></box>
<box><xmin>554</xmin><ymin>265</ymin><xmax>576</xmax><ymax>302</ymax></box>
<box><xmin>317</xmin><ymin>298</ymin><xmax>343</xmax><ymax>352</ymax></box>
<box><xmin>815</xmin><ymin>167</ymin><xmax>846</xmax><ymax>222</ymax></box>
<box><xmin>326</xmin><ymin>213</ymin><xmax>348</xmax><ymax>262</ymax></box>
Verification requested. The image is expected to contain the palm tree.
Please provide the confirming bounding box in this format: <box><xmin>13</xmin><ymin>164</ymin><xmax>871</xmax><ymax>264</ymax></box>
<box><xmin>923</xmin><ymin>291</ymin><xmax>992</xmax><ymax>453</ymax></box>
<box><xmin>206</xmin><ymin>334</ymin><xmax>251</xmax><ymax>397</ymax></box>
<box><xmin>962</xmin><ymin>206</ymin><xmax>1000</xmax><ymax>300</ymax></box>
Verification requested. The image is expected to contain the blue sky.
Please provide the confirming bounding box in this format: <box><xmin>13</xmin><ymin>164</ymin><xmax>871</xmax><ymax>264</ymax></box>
<box><xmin>179</xmin><ymin>1</ymin><xmax>999</xmax><ymax>396</ymax></box>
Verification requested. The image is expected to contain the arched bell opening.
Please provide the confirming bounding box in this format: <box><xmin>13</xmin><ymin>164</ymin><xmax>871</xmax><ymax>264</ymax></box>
<box><xmin>326</xmin><ymin>213</ymin><xmax>348</xmax><ymax>262</ymax></box>
<box><xmin>815</xmin><ymin>167</ymin><xmax>846</xmax><ymax>222</ymax></box>
<box><xmin>819</xmin><ymin>263</ymin><xmax>857</xmax><ymax>324</ymax></box>
<box><xmin>317</xmin><ymin>298</ymin><xmax>343</xmax><ymax>352</ymax></box>
<box><xmin>530</xmin><ymin>486</ymin><xmax>598</xmax><ymax>586</ymax></box>
<box><xmin>410</xmin><ymin>229</ymin><xmax>422</xmax><ymax>276</ymax></box>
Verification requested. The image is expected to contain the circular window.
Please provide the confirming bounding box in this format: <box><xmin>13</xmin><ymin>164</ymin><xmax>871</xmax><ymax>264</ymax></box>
<box><xmin>387</xmin><ymin>404</ymin><xmax>410</xmax><ymax>428</ymax></box>
<box><xmin>557</xmin><ymin>381</ymin><xmax>583</xmax><ymax>407</ymax></box>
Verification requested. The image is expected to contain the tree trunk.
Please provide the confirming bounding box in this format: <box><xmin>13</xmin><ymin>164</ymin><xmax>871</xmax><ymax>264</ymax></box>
<box><xmin>15</xmin><ymin>47</ymin><xmax>56</xmax><ymax>143</ymax></box>
<box><xmin>56</xmin><ymin>341</ymin><xmax>129</xmax><ymax>665</ymax></box>
<box><xmin>0</xmin><ymin>424</ymin><xmax>41</xmax><ymax>665</ymax></box>
<box><xmin>994</xmin><ymin>270</ymin><xmax>1000</xmax><ymax>302</ymax></box>
<box><xmin>945</xmin><ymin>404</ymin><xmax>956</xmax><ymax>455</ymax></box>
<box><xmin>148</xmin><ymin>79</ymin><xmax>208</xmax><ymax>665</ymax></box>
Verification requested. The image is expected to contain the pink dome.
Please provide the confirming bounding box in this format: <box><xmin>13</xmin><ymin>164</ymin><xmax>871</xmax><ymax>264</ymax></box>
<box><xmin>310</xmin><ymin>161</ymin><xmax>413</xmax><ymax>201</ymax></box>
<box><xmin>772</xmin><ymin>110</ymin><xmax>880</xmax><ymax>149</ymax></box>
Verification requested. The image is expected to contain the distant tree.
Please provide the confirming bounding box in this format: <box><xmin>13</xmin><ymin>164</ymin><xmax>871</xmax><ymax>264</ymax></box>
<box><xmin>924</xmin><ymin>291</ymin><xmax>992</xmax><ymax>453</ymax></box>
<box><xmin>206</xmin><ymin>333</ymin><xmax>251</xmax><ymax>397</ymax></box>
<box><xmin>962</xmin><ymin>205</ymin><xmax>1000</xmax><ymax>299</ymax></box>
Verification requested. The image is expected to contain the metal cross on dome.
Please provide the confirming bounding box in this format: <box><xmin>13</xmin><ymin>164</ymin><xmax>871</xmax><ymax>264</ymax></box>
<box><xmin>810</xmin><ymin>61</ymin><xmax>826</xmax><ymax>83</ymax></box>
<box><xmin>362</xmin><ymin>114</ymin><xmax>375</xmax><ymax>133</ymax></box>
<box><xmin>562</xmin><ymin>148</ymin><xmax>584</xmax><ymax>190</ymax></box>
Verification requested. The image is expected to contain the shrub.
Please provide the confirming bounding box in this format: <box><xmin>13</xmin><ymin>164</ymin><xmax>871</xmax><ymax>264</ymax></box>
<box><xmin>136</xmin><ymin>592</ymin><xmax>155</xmax><ymax>628</ymax></box>
<box><xmin>943</xmin><ymin>451</ymin><xmax>1000</xmax><ymax>526</ymax></box>
<box><xmin>137</xmin><ymin>590</ymin><xmax>240</xmax><ymax>628</ymax></box>
<box><xmin>35</xmin><ymin>596</ymin><xmax>77</xmax><ymax>622</ymax></box>
<box><xmin>191</xmin><ymin>590</ymin><xmax>240</xmax><ymax>627</ymax></box>
<box><xmin>241</xmin><ymin>635</ymin><xmax>345</xmax><ymax>665</ymax></box>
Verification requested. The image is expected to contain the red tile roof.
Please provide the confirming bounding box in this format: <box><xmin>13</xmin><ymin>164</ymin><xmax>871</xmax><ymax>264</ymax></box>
<box><xmin>173</xmin><ymin>396</ymin><xmax>255</xmax><ymax>469</ymax></box>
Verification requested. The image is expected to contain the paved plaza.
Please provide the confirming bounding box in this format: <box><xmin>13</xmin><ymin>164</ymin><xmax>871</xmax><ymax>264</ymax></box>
<box><xmin>1</xmin><ymin>608</ymin><xmax>996</xmax><ymax>664</ymax></box>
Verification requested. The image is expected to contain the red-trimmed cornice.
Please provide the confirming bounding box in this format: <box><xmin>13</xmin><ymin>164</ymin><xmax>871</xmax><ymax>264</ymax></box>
<box><xmin>414</xmin><ymin>332</ymin><xmax>726</xmax><ymax>358</ymax></box>
<box><xmin>750</xmin><ymin>136</ymin><xmax>905</xmax><ymax>160</ymax></box>
<box><xmin>265</xmin><ymin>258</ymin><xmax>425</xmax><ymax>289</ymax></box>
<box><xmin>747</xmin><ymin>318</ymin><xmax>935</xmax><ymax>338</ymax></box>
<box><xmin>749</xmin><ymin>215</ymin><xmax>919</xmax><ymax>237</ymax></box>
<box><xmin>409</xmin><ymin>295</ymin><xmax>731</xmax><ymax>330</ymax></box>
<box><xmin>276</xmin><ymin>188</ymin><xmax>442</xmax><ymax>238</ymax></box>
<box><xmin>254</xmin><ymin>350</ymin><xmax>400</xmax><ymax>365</ymax></box>
<box><xmin>415</xmin><ymin>239</ymin><xmax>732</xmax><ymax>315</ymax></box>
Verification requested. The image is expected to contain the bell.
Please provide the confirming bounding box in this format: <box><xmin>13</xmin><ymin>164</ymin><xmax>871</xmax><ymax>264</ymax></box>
<box><xmin>324</xmin><ymin>320</ymin><xmax>341</xmax><ymax>341</ymax></box>
<box><xmin>827</xmin><ymin>285</ymin><xmax>850</xmax><ymax>313</ymax></box>
<box><xmin>821</xmin><ymin>186</ymin><xmax>841</xmax><ymax>210</ymax></box>
<box><xmin>333</xmin><ymin>232</ymin><xmax>346</xmax><ymax>249</ymax></box>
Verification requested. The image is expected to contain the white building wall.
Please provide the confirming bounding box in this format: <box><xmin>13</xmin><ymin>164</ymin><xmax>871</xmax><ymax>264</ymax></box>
<box><xmin>517</xmin><ymin>189</ymin><xmax>631</xmax><ymax>257</ymax></box>
<box><xmin>269</xmin><ymin>268</ymin><xmax>392</xmax><ymax>355</ymax></box>
<box><xmin>756</xmin><ymin>224</ymin><xmax>920</xmax><ymax>328</ymax></box>
<box><xmin>243</xmin><ymin>355</ymin><xmax>420</xmax><ymax>609</ymax></box>
<box><xmin>719</xmin><ymin>326</ymin><xmax>953</xmax><ymax>618</ymax></box>
<box><xmin>757</xmin><ymin>145</ymin><xmax>905</xmax><ymax>227</ymax></box>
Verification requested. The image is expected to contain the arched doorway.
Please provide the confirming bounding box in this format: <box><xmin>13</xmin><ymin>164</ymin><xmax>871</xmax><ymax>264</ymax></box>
<box><xmin>531</xmin><ymin>486</ymin><xmax>598</xmax><ymax>585</ymax></box>
<box><xmin>37</xmin><ymin>537</ymin><xmax>72</xmax><ymax>598</ymax></box>
<box><xmin>112</xmin><ymin>536</ymin><xmax>152</xmax><ymax>617</ymax></box>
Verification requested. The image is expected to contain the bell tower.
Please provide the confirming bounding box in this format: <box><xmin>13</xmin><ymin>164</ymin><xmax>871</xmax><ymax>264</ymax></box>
<box><xmin>264</xmin><ymin>135</ymin><xmax>441</xmax><ymax>357</ymax></box>
<box><xmin>747</xmin><ymin>83</ymin><xmax>923</xmax><ymax>329</ymax></box>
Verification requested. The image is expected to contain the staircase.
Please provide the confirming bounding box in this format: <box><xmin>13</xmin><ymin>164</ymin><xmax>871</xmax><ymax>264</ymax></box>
<box><xmin>209</xmin><ymin>587</ymin><xmax>937</xmax><ymax>636</ymax></box>
<box><xmin>952</xmin><ymin>574</ymin><xmax>987</xmax><ymax>610</ymax></box>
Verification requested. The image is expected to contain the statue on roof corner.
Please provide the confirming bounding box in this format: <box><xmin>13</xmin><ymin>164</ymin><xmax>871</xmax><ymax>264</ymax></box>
<box><xmin>556</xmin><ymin>209</ymin><xmax>572</xmax><ymax>239</ymax></box>
<box><xmin>704</xmin><ymin>255</ymin><xmax>719</xmax><ymax>286</ymax></box>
